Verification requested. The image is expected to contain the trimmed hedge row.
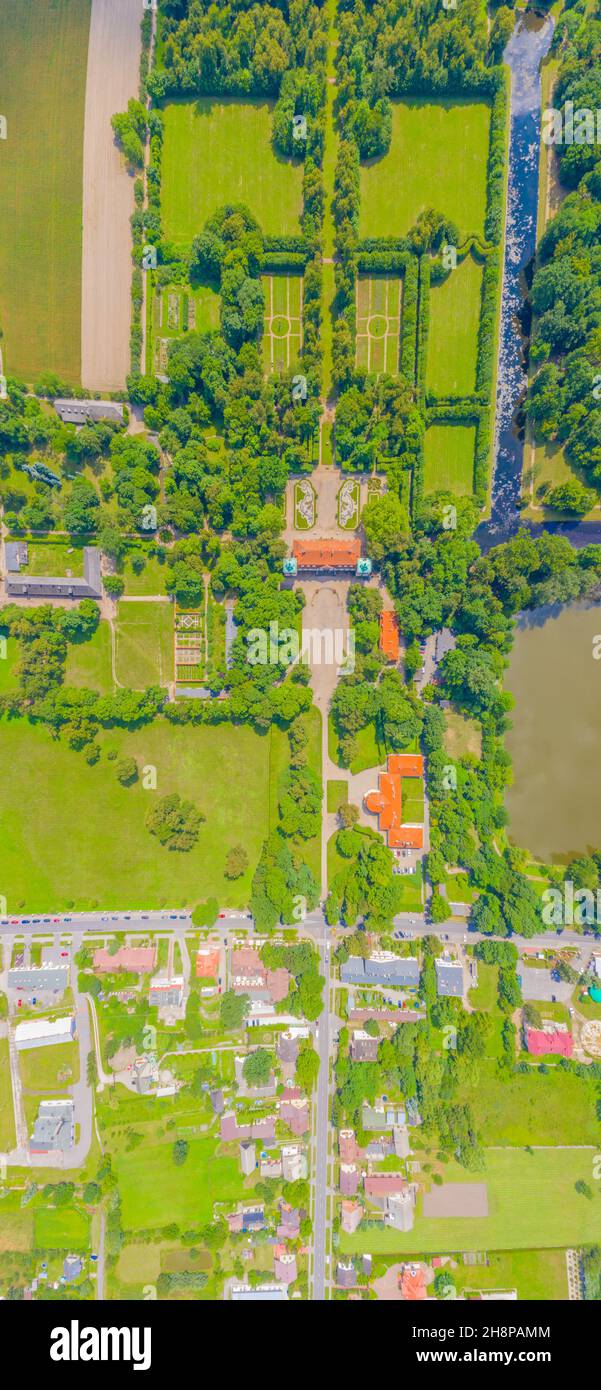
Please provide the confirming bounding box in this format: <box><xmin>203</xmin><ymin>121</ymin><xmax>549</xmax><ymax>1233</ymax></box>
<box><xmin>416</xmin><ymin>256</ymin><xmax>430</xmax><ymax>408</ymax></box>
<box><xmin>484</xmin><ymin>72</ymin><xmax>509</xmax><ymax>247</ymax></box>
<box><xmin>401</xmin><ymin>255</ymin><xmax>419</xmax><ymax>385</ymax></box>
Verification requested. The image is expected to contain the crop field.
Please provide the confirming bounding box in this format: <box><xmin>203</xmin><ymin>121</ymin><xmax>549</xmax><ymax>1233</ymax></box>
<box><xmin>161</xmin><ymin>99</ymin><xmax>304</xmax><ymax>247</ymax></box>
<box><xmin>355</xmin><ymin>275</ymin><xmax>402</xmax><ymax>374</ymax></box>
<box><xmin>0</xmin><ymin>0</ymin><xmax>91</xmax><ymax>382</ymax></box>
<box><xmin>0</xmin><ymin>716</ymin><xmax>289</xmax><ymax>910</ymax></box>
<box><xmin>262</xmin><ymin>274</ymin><xmax>303</xmax><ymax>373</ymax></box>
<box><xmin>115</xmin><ymin>601</ymin><xmax>173</xmax><ymax>690</ymax></box>
<box><xmin>423</xmin><ymin>423</ymin><xmax>476</xmax><ymax>496</ymax></box>
<box><xmin>426</xmin><ymin>255</ymin><xmax>483</xmax><ymax>397</ymax></box>
<box><xmin>360</xmin><ymin>99</ymin><xmax>490</xmax><ymax>242</ymax></box>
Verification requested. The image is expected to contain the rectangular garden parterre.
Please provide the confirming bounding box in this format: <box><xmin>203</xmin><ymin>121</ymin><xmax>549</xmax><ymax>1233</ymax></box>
<box><xmin>262</xmin><ymin>273</ymin><xmax>303</xmax><ymax>373</ymax></box>
<box><xmin>356</xmin><ymin>275</ymin><xmax>402</xmax><ymax>375</ymax></box>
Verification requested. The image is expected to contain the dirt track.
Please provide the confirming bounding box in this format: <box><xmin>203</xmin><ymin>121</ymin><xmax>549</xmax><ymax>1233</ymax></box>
<box><xmin>81</xmin><ymin>0</ymin><xmax>142</xmax><ymax>391</ymax></box>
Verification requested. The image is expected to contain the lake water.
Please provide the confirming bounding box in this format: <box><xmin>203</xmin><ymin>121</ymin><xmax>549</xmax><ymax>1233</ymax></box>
<box><xmin>505</xmin><ymin>603</ymin><xmax>601</xmax><ymax>862</ymax></box>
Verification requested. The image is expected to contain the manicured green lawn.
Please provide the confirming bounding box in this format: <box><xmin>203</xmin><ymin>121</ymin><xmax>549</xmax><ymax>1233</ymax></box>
<box><xmin>424</xmin><ymin>423</ymin><xmax>476</xmax><ymax>497</ymax></box>
<box><xmin>0</xmin><ymin>1040</ymin><xmax>16</xmax><ymax>1151</ymax></box>
<box><xmin>401</xmin><ymin>776</ymin><xmax>424</xmax><ymax>823</ymax></box>
<box><xmin>115</xmin><ymin>601</ymin><xmax>173</xmax><ymax>689</ymax></box>
<box><xmin>34</xmin><ymin>1206</ymin><xmax>90</xmax><ymax>1251</ymax></box>
<box><xmin>161</xmin><ymin>99</ymin><xmax>303</xmax><ymax>247</ymax></box>
<box><xmin>0</xmin><ymin>716</ymin><xmax>287</xmax><ymax>910</ymax></box>
<box><xmin>121</xmin><ymin>552</ymin><xmax>169</xmax><ymax>598</ymax></box>
<box><xmin>19</xmin><ymin>1040</ymin><xmax>79</xmax><ymax>1091</ymax></box>
<box><xmin>452</xmin><ymin>1249</ymin><xmax>568</xmax><ymax>1301</ymax></box>
<box><xmin>115</xmin><ymin>1137</ymin><xmax>241</xmax><ymax>1229</ymax></box>
<box><xmin>0</xmin><ymin>0</ymin><xmax>91</xmax><ymax>382</ymax></box>
<box><xmin>468</xmin><ymin>962</ymin><xmax>498</xmax><ymax>1011</ymax></box>
<box><xmin>341</xmin><ymin>1148</ymin><xmax>601</xmax><ymax>1254</ymax></box>
<box><xmin>462</xmin><ymin>1061</ymin><xmax>600</xmax><ymax>1146</ymax></box>
<box><xmin>359</xmin><ymin>99</ymin><xmax>490</xmax><ymax>242</ymax></box>
<box><xmin>426</xmin><ymin>255</ymin><xmax>483</xmax><ymax>397</ymax></box>
<box><xmin>65</xmin><ymin>621</ymin><xmax>114</xmax><ymax>694</ymax></box>
<box><xmin>0</xmin><ymin>635</ymin><xmax>19</xmax><ymax>695</ymax></box>
<box><xmin>327</xmin><ymin>780</ymin><xmax>349</xmax><ymax>814</ymax></box>
<box><xmin>20</xmin><ymin>541</ymin><xmax>85</xmax><ymax>577</ymax></box>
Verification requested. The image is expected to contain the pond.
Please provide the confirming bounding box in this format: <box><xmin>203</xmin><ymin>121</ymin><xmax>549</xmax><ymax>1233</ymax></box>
<box><xmin>505</xmin><ymin>602</ymin><xmax>601</xmax><ymax>862</ymax></box>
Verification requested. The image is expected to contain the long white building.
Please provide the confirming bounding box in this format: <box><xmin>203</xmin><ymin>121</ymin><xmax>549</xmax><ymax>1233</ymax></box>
<box><xmin>15</xmin><ymin>1016</ymin><xmax>76</xmax><ymax>1050</ymax></box>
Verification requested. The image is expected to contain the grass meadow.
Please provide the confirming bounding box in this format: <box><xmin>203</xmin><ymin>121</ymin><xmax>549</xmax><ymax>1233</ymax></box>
<box><xmin>0</xmin><ymin>716</ymin><xmax>289</xmax><ymax>910</ymax></box>
<box><xmin>0</xmin><ymin>0</ymin><xmax>91</xmax><ymax>381</ymax></box>
<box><xmin>115</xmin><ymin>1136</ymin><xmax>241</xmax><ymax>1230</ymax></box>
<box><xmin>115</xmin><ymin>601</ymin><xmax>173</xmax><ymax>690</ymax></box>
<box><xmin>426</xmin><ymin>255</ymin><xmax>483</xmax><ymax>397</ymax></box>
<box><xmin>161</xmin><ymin>99</ymin><xmax>304</xmax><ymax>246</ymax></box>
<box><xmin>423</xmin><ymin>423</ymin><xmax>476</xmax><ymax>497</ymax></box>
<box><xmin>359</xmin><ymin>99</ymin><xmax>491</xmax><ymax>242</ymax></box>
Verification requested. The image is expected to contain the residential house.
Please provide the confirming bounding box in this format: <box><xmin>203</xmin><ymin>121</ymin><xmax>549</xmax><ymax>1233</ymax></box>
<box><xmin>280</xmin><ymin>1092</ymin><xmax>309</xmax><ymax>1136</ymax></box>
<box><xmin>93</xmin><ymin>946</ymin><xmax>156</xmax><ymax>975</ymax></box>
<box><xmin>274</xmin><ymin>1247</ymin><xmax>297</xmax><ymax>1285</ymax></box>
<box><xmin>277</xmin><ymin>1203</ymin><xmax>301</xmax><ymax>1240</ymax></box>
<box><xmin>435</xmin><ymin>956</ymin><xmax>464</xmax><ymax>999</ymax></box>
<box><xmin>195</xmin><ymin>946</ymin><xmax>220</xmax><ymax>979</ymax></box>
<box><xmin>341</xmin><ymin>953</ymin><xmax>420</xmax><ymax>989</ymax></box>
<box><xmin>240</xmin><ymin>1142</ymin><xmax>256</xmax><ymax>1176</ymax></box>
<box><xmin>340</xmin><ymin>1164</ymin><xmax>360</xmax><ymax>1197</ymax></box>
<box><xmin>336</xmin><ymin>1261</ymin><xmax>357</xmax><ymax>1289</ymax></box>
<box><xmin>260</xmin><ymin>1154</ymin><xmax>283</xmax><ymax>1179</ymax></box>
<box><xmin>350</xmin><ymin>1030</ymin><xmax>379</xmax><ymax>1062</ymax></box>
<box><xmin>282</xmin><ymin>1146</ymin><xmax>308</xmax><ymax>1182</ymax></box>
<box><xmin>340</xmin><ymin>1201</ymin><xmax>363</xmax><ymax>1235</ymax></box>
<box><xmin>220</xmin><ymin>1112</ymin><xmax>276</xmax><ymax>1144</ymax></box>
<box><xmin>400</xmin><ymin>1263</ymin><xmax>427</xmax><ymax>1300</ymax></box>
<box><xmin>339</xmin><ymin>1130</ymin><xmax>359</xmax><ymax>1163</ymax></box>
<box><xmin>148</xmin><ymin>975</ymin><xmax>184</xmax><ymax>1009</ymax></box>
<box><xmin>210</xmin><ymin>1089</ymin><xmax>225</xmax><ymax>1115</ymax></box>
<box><xmin>53</xmin><ymin>398</ymin><xmax>124</xmax><ymax>426</ymax></box>
<box><xmin>226</xmin><ymin>1204</ymin><xmax>266</xmax><ymax>1235</ymax></box>
<box><xmin>362</xmin><ymin>1102</ymin><xmax>405</xmax><ymax>1131</ymax></box>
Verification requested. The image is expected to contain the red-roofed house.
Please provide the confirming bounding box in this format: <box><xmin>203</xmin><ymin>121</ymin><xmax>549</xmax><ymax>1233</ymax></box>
<box><xmin>525</xmin><ymin>1024</ymin><xmax>573</xmax><ymax>1058</ymax></box>
<box><xmin>274</xmin><ymin>1246</ymin><xmax>297</xmax><ymax>1285</ymax></box>
<box><xmin>339</xmin><ymin>1129</ymin><xmax>358</xmax><ymax>1163</ymax></box>
<box><xmin>93</xmin><ymin>946</ymin><xmax>156</xmax><ymax>975</ymax></box>
<box><xmin>195</xmin><ymin>946</ymin><xmax>220</xmax><ymax>979</ymax></box>
<box><xmin>400</xmin><ymin>1263</ymin><xmax>427</xmax><ymax>1301</ymax></box>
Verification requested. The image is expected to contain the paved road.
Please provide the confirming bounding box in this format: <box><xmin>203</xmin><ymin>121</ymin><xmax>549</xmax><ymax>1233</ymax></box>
<box><xmin>312</xmin><ymin>929</ymin><xmax>330</xmax><ymax>1301</ymax></box>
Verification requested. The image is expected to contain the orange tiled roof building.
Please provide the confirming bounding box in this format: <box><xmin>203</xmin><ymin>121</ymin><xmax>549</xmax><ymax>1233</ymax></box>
<box><xmin>379</xmin><ymin>610</ymin><xmax>400</xmax><ymax>663</ymax></box>
<box><xmin>292</xmin><ymin>538</ymin><xmax>361</xmax><ymax>570</ymax></box>
<box><xmin>364</xmin><ymin>754</ymin><xmax>424</xmax><ymax>850</ymax></box>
